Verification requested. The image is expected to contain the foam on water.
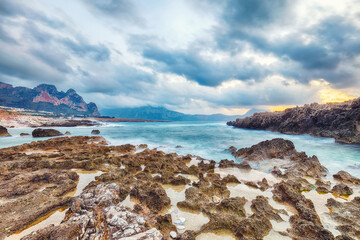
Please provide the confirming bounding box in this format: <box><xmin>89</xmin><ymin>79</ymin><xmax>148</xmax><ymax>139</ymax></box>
<box><xmin>1</xmin><ymin>121</ymin><xmax>360</xmax><ymax>176</ymax></box>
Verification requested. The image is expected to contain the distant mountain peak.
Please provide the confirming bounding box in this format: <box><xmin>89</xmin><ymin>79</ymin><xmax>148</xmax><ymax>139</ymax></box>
<box><xmin>0</xmin><ymin>82</ymin><xmax>100</xmax><ymax>117</ymax></box>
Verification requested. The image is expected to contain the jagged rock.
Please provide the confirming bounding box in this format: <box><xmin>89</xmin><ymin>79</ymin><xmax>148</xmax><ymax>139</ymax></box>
<box><xmin>222</xmin><ymin>174</ymin><xmax>240</xmax><ymax>184</ymax></box>
<box><xmin>0</xmin><ymin>126</ymin><xmax>10</xmax><ymax>136</ymax></box>
<box><xmin>333</xmin><ymin>171</ymin><xmax>360</xmax><ymax>185</ymax></box>
<box><xmin>326</xmin><ymin>197</ymin><xmax>360</xmax><ymax>238</ymax></box>
<box><xmin>225</xmin><ymin>146</ymin><xmax>237</xmax><ymax>152</ymax></box>
<box><xmin>227</xmin><ymin>98</ymin><xmax>360</xmax><ymax>144</ymax></box>
<box><xmin>272</xmin><ymin>180</ymin><xmax>334</xmax><ymax>239</ymax></box>
<box><xmin>131</xmin><ymin>183</ymin><xmax>171</xmax><ymax>212</ymax></box>
<box><xmin>251</xmin><ymin>196</ymin><xmax>284</xmax><ymax>222</ymax></box>
<box><xmin>91</xmin><ymin>129</ymin><xmax>100</xmax><ymax>134</ymax></box>
<box><xmin>239</xmin><ymin>160</ymin><xmax>251</xmax><ymax>169</ymax></box>
<box><xmin>257</xmin><ymin>178</ymin><xmax>270</xmax><ymax>191</ymax></box>
<box><xmin>235</xmin><ymin>213</ymin><xmax>272</xmax><ymax>239</ymax></box>
<box><xmin>233</xmin><ymin>138</ymin><xmax>296</xmax><ymax>160</ymax></box>
<box><xmin>316</xmin><ymin>186</ymin><xmax>330</xmax><ymax>193</ymax></box>
<box><xmin>32</xmin><ymin>128</ymin><xmax>63</xmax><ymax>137</ymax></box>
<box><xmin>234</xmin><ymin>138</ymin><xmax>328</xmax><ymax>179</ymax></box>
<box><xmin>331</xmin><ymin>183</ymin><xmax>353</xmax><ymax>196</ymax></box>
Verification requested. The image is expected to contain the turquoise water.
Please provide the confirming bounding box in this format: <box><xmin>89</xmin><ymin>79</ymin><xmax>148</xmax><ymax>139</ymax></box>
<box><xmin>1</xmin><ymin>121</ymin><xmax>360</xmax><ymax>177</ymax></box>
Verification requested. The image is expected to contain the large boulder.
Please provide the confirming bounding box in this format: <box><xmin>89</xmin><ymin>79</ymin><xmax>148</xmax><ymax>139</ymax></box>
<box><xmin>0</xmin><ymin>126</ymin><xmax>10</xmax><ymax>136</ymax></box>
<box><xmin>32</xmin><ymin>128</ymin><xmax>63</xmax><ymax>137</ymax></box>
<box><xmin>333</xmin><ymin>171</ymin><xmax>360</xmax><ymax>185</ymax></box>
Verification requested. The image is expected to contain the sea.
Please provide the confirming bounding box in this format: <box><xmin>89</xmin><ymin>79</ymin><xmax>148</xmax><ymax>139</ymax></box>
<box><xmin>1</xmin><ymin>121</ymin><xmax>360</xmax><ymax>177</ymax></box>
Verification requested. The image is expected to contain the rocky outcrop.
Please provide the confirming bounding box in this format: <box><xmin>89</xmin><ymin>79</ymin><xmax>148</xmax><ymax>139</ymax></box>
<box><xmin>333</xmin><ymin>171</ymin><xmax>360</xmax><ymax>185</ymax></box>
<box><xmin>0</xmin><ymin>126</ymin><xmax>10</xmax><ymax>136</ymax></box>
<box><xmin>0</xmin><ymin>82</ymin><xmax>100</xmax><ymax>117</ymax></box>
<box><xmin>32</xmin><ymin>128</ymin><xmax>63</xmax><ymax>137</ymax></box>
<box><xmin>233</xmin><ymin>138</ymin><xmax>328</xmax><ymax>179</ymax></box>
<box><xmin>227</xmin><ymin>98</ymin><xmax>360</xmax><ymax>144</ymax></box>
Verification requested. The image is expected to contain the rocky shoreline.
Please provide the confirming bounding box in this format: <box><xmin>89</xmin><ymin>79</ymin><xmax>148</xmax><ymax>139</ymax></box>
<box><xmin>227</xmin><ymin>98</ymin><xmax>360</xmax><ymax>144</ymax></box>
<box><xmin>0</xmin><ymin>136</ymin><xmax>359</xmax><ymax>239</ymax></box>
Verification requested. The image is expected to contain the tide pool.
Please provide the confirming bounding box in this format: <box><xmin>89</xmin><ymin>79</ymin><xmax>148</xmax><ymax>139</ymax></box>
<box><xmin>1</xmin><ymin>121</ymin><xmax>360</xmax><ymax>177</ymax></box>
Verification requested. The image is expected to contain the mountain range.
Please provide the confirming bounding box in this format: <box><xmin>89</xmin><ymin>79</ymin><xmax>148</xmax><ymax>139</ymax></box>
<box><xmin>0</xmin><ymin>82</ymin><xmax>100</xmax><ymax>117</ymax></box>
<box><xmin>0</xmin><ymin>82</ymin><xmax>266</xmax><ymax>120</ymax></box>
<box><xmin>101</xmin><ymin>106</ymin><xmax>263</xmax><ymax>121</ymax></box>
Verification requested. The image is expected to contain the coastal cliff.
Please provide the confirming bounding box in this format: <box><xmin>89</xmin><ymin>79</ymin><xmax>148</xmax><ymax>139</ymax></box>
<box><xmin>227</xmin><ymin>98</ymin><xmax>360</xmax><ymax>144</ymax></box>
<box><xmin>0</xmin><ymin>82</ymin><xmax>100</xmax><ymax>117</ymax></box>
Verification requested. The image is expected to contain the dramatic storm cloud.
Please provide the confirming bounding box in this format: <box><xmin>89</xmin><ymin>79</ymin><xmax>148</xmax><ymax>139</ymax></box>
<box><xmin>0</xmin><ymin>0</ymin><xmax>359</xmax><ymax>114</ymax></box>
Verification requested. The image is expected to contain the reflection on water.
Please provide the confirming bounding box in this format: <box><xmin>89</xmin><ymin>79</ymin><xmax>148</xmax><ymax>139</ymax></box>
<box><xmin>6</xmin><ymin>207</ymin><xmax>67</xmax><ymax>240</ymax></box>
<box><xmin>6</xmin><ymin>170</ymin><xmax>102</xmax><ymax>240</ymax></box>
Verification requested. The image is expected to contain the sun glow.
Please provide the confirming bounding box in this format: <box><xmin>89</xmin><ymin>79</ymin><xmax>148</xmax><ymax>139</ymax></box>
<box><xmin>269</xmin><ymin>105</ymin><xmax>296</xmax><ymax>112</ymax></box>
<box><xmin>319</xmin><ymin>88</ymin><xmax>356</xmax><ymax>103</ymax></box>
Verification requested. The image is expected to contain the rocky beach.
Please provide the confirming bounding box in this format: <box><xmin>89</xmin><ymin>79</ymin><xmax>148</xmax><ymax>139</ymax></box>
<box><xmin>0</xmin><ymin>127</ymin><xmax>359</xmax><ymax>240</ymax></box>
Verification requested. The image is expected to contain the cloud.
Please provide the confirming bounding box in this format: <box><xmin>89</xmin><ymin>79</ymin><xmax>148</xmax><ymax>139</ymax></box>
<box><xmin>82</xmin><ymin>0</ymin><xmax>145</xmax><ymax>26</ymax></box>
<box><xmin>61</xmin><ymin>37</ymin><xmax>110</xmax><ymax>62</ymax></box>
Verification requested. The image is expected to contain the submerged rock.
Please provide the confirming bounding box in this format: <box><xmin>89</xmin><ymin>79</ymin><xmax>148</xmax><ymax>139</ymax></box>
<box><xmin>32</xmin><ymin>128</ymin><xmax>63</xmax><ymax>137</ymax></box>
<box><xmin>20</xmin><ymin>133</ymin><xmax>30</xmax><ymax>136</ymax></box>
<box><xmin>91</xmin><ymin>129</ymin><xmax>100</xmax><ymax>134</ymax></box>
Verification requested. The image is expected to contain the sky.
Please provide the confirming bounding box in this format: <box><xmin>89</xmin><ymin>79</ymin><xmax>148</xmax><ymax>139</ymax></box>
<box><xmin>0</xmin><ymin>0</ymin><xmax>360</xmax><ymax>115</ymax></box>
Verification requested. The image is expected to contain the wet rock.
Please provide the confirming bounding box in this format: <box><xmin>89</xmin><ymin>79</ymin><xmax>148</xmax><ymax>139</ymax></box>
<box><xmin>257</xmin><ymin>178</ymin><xmax>270</xmax><ymax>191</ymax></box>
<box><xmin>0</xmin><ymin>126</ymin><xmax>10</xmax><ymax>136</ymax></box>
<box><xmin>251</xmin><ymin>196</ymin><xmax>284</xmax><ymax>222</ymax></box>
<box><xmin>155</xmin><ymin>214</ymin><xmax>176</xmax><ymax>236</ymax></box>
<box><xmin>239</xmin><ymin>160</ymin><xmax>251</xmax><ymax>169</ymax></box>
<box><xmin>20</xmin><ymin>133</ymin><xmax>30</xmax><ymax>136</ymax></box>
<box><xmin>32</xmin><ymin>128</ymin><xmax>63</xmax><ymax>137</ymax></box>
<box><xmin>201</xmin><ymin>197</ymin><xmax>247</xmax><ymax>233</ymax></box>
<box><xmin>138</xmin><ymin>144</ymin><xmax>148</xmax><ymax>149</ymax></box>
<box><xmin>316</xmin><ymin>186</ymin><xmax>330</xmax><ymax>193</ymax></box>
<box><xmin>331</xmin><ymin>183</ymin><xmax>353</xmax><ymax>196</ymax></box>
<box><xmin>235</xmin><ymin>214</ymin><xmax>272</xmax><ymax>240</ymax></box>
<box><xmin>233</xmin><ymin>138</ymin><xmax>296</xmax><ymax>160</ymax></box>
<box><xmin>326</xmin><ymin>197</ymin><xmax>360</xmax><ymax>238</ymax></box>
<box><xmin>234</xmin><ymin>138</ymin><xmax>328</xmax><ymax>179</ymax></box>
<box><xmin>131</xmin><ymin>183</ymin><xmax>171</xmax><ymax>212</ymax></box>
<box><xmin>175</xmin><ymin>145</ymin><xmax>183</xmax><ymax>148</ymax></box>
<box><xmin>333</xmin><ymin>171</ymin><xmax>360</xmax><ymax>185</ymax></box>
<box><xmin>225</xmin><ymin>146</ymin><xmax>237</xmax><ymax>152</ymax></box>
<box><xmin>316</xmin><ymin>179</ymin><xmax>331</xmax><ymax>188</ymax></box>
<box><xmin>91</xmin><ymin>129</ymin><xmax>100</xmax><ymax>134</ymax></box>
<box><xmin>23</xmin><ymin>183</ymin><xmax>164</xmax><ymax>240</ymax></box>
<box><xmin>272</xmin><ymin>180</ymin><xmax>334</xmax><ymax>239</ymax></box>
<box><xmin>219</xmin><ymin>159</ymin><xmax>239</xmax><ymax>168</ymax></box>
<box><xmin>244</xmin><ymin>181</ymin><xmax>259</xmax><ymax>189</ymax></box>
<box><xmin>175</xmin><ymin>230</ymin><xmax>196</xmax><ymax>240</ymax></box>
<box><xmin>198</xmin><ymin>160</ymin><xmax>216</xmax><ymax>172</ymax></box>
<box><xmin>222</xmin><ymin>174</ymin><xmax>240</xmax><ymax>184</ymax></box>
<box><xmin>64</xmin><ymin>131</ymin><xmax>71</xmax><ymax>135</ymax></box>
